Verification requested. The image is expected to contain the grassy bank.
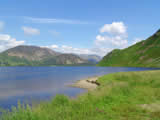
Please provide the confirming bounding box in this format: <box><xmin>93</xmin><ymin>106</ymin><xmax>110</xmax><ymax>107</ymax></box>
<box><xmin>1</xmin><ymin>70</ymin><xmax>160</xmax><ymax>120</ymax></box>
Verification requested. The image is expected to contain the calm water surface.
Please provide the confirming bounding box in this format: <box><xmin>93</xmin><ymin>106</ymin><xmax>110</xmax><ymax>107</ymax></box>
<box><xmin>0</xmin><ymin>66</ymin><xmax>158</xmax><ymax>109</ymax></box>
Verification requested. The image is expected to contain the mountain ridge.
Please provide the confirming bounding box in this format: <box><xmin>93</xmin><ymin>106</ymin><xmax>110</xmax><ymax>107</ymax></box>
<box><xmin>0</xmin><ymin>45</ymin><xmax>92</xmax><ymax>66</ymax></box>
<box><xmin>4</xmin><ymin>45</ymin><xmax>60</xmax><ymax>61</ymax></box>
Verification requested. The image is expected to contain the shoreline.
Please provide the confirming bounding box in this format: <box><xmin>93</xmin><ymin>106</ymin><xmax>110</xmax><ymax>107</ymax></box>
<box><xmin>70</xmin><ymin>76</ymin><xmax>100</xmax><ymax>91</ymax></box>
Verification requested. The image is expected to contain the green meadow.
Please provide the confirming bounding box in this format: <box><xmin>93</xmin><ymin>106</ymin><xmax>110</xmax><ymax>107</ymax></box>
<box><xmin>1</xmin><ymin>70</ymin><xmax>160</xmax><ymax>120</ymax></box>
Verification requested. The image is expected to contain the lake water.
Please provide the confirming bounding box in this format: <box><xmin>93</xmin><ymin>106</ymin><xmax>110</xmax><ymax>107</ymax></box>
<box><xmin>0</xmin><ymin>66</ymin><xmax>158</xmax><ymax>109</ymax></box>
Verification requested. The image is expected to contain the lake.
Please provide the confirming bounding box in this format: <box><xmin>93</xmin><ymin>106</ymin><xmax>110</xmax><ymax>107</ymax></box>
<box><xmin>0</xmin><ymin>66</ymin><xmax>158</xmax><ymax>109</ymax></box>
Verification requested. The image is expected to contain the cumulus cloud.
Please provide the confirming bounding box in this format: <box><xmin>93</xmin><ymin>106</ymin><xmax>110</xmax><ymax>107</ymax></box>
<box><xmin>22</xmin><ymin>26</ymin><xmax>40</xmax><ymax>36</ymax></box>
<box><xmin>95</xmin><ymin>35</ymin><xmax>128</xmax><ymax>48</ymax></box>
<box><xmin>0</xmin><ymin>21</ymin><xmax>4</xmax><ymax>31</ymax></box>
<box><xmin>100</xmin><ymin>22</ymin><xmax>127</xmax><ymax>36</ymax></box>
<box><xmin>95</xmin><ymin>22</ymin><xmax>128</xmax><ymax>49</ymax></box>
<box><xmin>0</xmin><ymin>34</ymin><xmax>25</xmax><ymax>52</ymax></box>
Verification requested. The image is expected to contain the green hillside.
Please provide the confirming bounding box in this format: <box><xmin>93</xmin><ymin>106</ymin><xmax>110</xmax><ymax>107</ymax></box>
<box><xmin>98</xmin><ymin>29</ymin><xmax>160</xmax><ymax>68</ymax></box>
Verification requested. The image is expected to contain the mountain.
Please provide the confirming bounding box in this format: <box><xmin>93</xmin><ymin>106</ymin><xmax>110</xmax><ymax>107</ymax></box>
<box><xmin>98</xmin><ymin>29</ymin><xmax>160</xmax><ymax>68</ymax></box>
<box><xmin>79</xmin><ymin>54</ymin><xmax>102</xmax><ymax>63</ymax></box>
<box><xmin>4</xmin><ymin>45</ymin><xmax>60</xmax><ymax>61</ymax></box>
<box><xmin>0</xmin><ymin>45</ymin><xmax>91</xmax><ymax>66</ymax></box>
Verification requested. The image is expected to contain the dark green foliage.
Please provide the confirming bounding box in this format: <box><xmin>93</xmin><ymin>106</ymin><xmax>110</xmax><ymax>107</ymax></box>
<box><xmin>98</xmin><ymin>29</ymin><xmax>160</xmax><ymax>67</ymax></box>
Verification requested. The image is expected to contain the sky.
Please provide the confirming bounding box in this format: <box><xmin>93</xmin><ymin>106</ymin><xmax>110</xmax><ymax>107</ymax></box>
<box><xmin>0</xmin><ymin>0</ymin><xmax>160</xmax><ymax>56</ymax></box>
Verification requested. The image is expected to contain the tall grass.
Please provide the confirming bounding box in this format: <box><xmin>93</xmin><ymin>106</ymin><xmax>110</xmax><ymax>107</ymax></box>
<box><xmin>1</xmin><ymin>70</ymin><xmax>160</xmax><ymax>120</ymax></box>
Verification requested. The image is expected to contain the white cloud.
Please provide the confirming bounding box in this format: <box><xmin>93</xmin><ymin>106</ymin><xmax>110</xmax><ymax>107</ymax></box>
<box><xmin>95</xmin><ymin>35</ymin><xmax>128</xmax><ymax>47</ymax></box>
<box><xmin>0</xmin><ymin>21</ymin><xmax>4</xmax><ymax>31</ymax></box>
<box><xmin>59</xmin><ymin>45</ymin><xmax>93</xmax><ymax>55</ymax></box>
<box><xmin>95</xmin><ymin>22</ymin><xmax>143</xmax><ymax>56</ymax></box>
<box><xmin>0</xmin><ymin>34</ymin><xmax>25</xmax><ymax>52</ymax></box>
<box><xmin>95</xmin><ymin>35</ymin><xmax>106</xmax><ymax>43</ymax></box>
<box><xmin>95</xmin><ymin>22</ymin><xmax>128</xmax><ymax>49</ymax></box>
<box><xmin>24</xmin><ymin>17</ymin><xmax>90</xmax><ymax>24</ymax></box>
<box><xmin>0</xmin><ymin>34</ymin><xmax>10</xmax><ymax>41</ymax></box>
<box><xmin>51</xmin><ymin>45</ymin><xmax>59</xmax><ymax>49</ymax></box>
<box><xmin>42</xmin><ymin>45</ymin><xmax>111</xmax><ymax>56</ymax></box>
<box><xmin>22</xmin><ymin>26</ymin><xmax>40</xmax><ymax>36</ymax></box>
<box><xmin>90</xmin><ymin>47</ymin><xmax>112</xmax><ymax>56</ymax></box>
<box><xmin>100</xmin><ymin>22</ymin><xmax>127</xmax><ymax>36</ymax></box>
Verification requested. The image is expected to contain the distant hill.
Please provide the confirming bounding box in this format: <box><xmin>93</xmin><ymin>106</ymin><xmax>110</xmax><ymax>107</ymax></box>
<box><xmin>4</xmin><ymin>45</ymin><xmax>60</xmax><ymax>61</ymax></box>
<box><xmin>0</xmin><ymin>45</ymin><xmax>91</xmax><ymax>66</ymax></box>
<box><xmin>98</xmin><ymin>29</ymin><xmax>160</xmax><ymax>68</ymax></box>
<box><xmin>79</xmin><ymin>54</ymin><xmax>102</xmax><ymax>63</ymax></box>
<box><xmin>41</xmin><ymin>53</ymin><xmax>90</xmax><ymax>66</ymax></box>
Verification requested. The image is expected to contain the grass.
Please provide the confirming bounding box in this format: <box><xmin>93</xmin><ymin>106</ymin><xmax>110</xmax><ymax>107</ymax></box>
<box><xmin>1</xmin><ymin>70</ymin><xmax>160</xmax><ymax>120</ymax></box>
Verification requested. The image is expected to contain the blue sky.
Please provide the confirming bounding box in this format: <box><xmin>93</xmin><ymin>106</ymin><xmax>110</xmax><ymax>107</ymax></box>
<box><xmin>0</xmin><ymin>0</ymin><xmax>160</xmax><ymax>56</ymax></box>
